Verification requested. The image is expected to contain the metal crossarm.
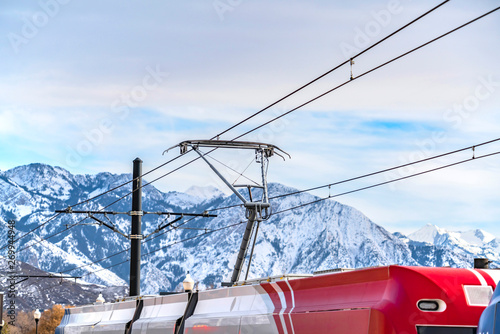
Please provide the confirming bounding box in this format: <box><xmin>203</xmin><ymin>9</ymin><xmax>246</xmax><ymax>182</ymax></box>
<box><xmin>54</xmin><ymin>158</ymin><xmax>217</xmax><ymax>296</ymax></box>
<box><xmin>165</xmin><ymin>140</ymin><xmax>290</xmax><ymax>161</ymax></box>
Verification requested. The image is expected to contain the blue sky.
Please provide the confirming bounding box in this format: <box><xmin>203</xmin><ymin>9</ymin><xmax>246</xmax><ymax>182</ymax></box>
<box><xmin>1</xmin><ymin>0</ymin><xmax>499</xmax><ymax>236</ymax></box>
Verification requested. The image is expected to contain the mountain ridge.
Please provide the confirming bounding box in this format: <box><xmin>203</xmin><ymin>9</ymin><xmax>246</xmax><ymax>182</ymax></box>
<box><xmin>1</xmin><ymin>163</ymin><xmax>499</xmax><ymax>308</ymax></box>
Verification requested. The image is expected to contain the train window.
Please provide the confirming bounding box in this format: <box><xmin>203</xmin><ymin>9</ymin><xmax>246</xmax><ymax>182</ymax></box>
<box><xmin>463</xmin><ymin>285</ymin><xmax>493</xmax><ymax>306</ymax></box>
<box><xmin>416</xmin><ymin>326</ymin><xmax>477</xmax><ymax>334</ymax></box>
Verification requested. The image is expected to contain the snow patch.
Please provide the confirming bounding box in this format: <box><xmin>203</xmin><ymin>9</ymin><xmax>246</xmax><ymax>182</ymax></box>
<box><xmin>185</xmin><ymin>185</ymin><xmax>224</xmax><ymax>201</ymax></box>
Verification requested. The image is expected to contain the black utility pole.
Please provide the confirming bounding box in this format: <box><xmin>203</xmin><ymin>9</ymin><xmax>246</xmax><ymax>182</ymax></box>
<box><xmin>55</xmin><ymin>158</ymin><xmax>216</xmax><ymax>297</ymax></box>
<box><xmin>130</xmin><ymin>158</ymin><xmax>142</xmax><ymax>297</ymax></box>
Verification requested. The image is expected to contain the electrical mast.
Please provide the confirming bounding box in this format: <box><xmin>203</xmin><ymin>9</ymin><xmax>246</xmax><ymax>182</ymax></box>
<box><xmin>56</xmin><ymin>158</ymin><xmax>216</xmax><ymax>296</ymax></box>
<box><xmin>166</xmin><ymin>140</ymin><xmax>289</xmax><ymax>285</ymax></box>
<box><xmin>129</xmin><ymin>158</ymin><xmax>142</xmax><ymax>296</ymax></box>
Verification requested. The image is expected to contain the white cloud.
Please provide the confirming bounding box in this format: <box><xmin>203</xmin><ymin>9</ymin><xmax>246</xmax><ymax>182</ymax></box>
<box><xmin>1</xmin><ymin>0</ymin><xmax>499</xmax><ymax>235</ymax></box>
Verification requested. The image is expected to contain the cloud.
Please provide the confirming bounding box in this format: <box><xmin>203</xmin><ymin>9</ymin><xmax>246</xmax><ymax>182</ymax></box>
<box><xmin>1</xmin><ymin>0</ymin><xmax>499</xmax><ymax>235</ymax></box>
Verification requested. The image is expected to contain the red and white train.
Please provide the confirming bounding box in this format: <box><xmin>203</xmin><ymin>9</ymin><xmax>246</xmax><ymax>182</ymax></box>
<box><xmin>56</xmin><ymin>265</ymin><xmax>500</xmax><ymax>334</ymax></box>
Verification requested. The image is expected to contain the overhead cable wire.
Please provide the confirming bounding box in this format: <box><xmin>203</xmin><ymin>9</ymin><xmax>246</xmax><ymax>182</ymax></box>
<box><xmin>206</xmin><ymin>137</ymin><xmax>500</xmax><ymax>212</ymax></box>
<box><xmin>69</xmin><ymin>145</ymin><xmax>500</xmax><ymax>278</ymax></box>
<box><xmin>0</xmin><ymin>212</ymin><xmax>62</xmax><ymax>251</ymax></box>
<box><xmin>13</xmin><ymin>3</ymin><xmax>496</xmax><ymax>272</ymax></box>
<box><xmin>59</xmin><ymin>217</ymin><xmax>196</xmax><ymax>274</ymax></box>
<box><xmin>9</xmin><ymin>155</ymin><xmax>187</xmax><ymax>247</ymax></box>
<box><xmin>42</xmin><ymin>4</ymin><xmax>500</xmax><ymax>280</ymax></box>
<box><xmin>5</xmin><ymin>163</ymin><xmax>182</xmax><ymax>248</ymax></box>
<box><xmin>14</xmin><ymin>163</ymin><xmax>209</xmax><ymax>253</ymax></box>
<box><xmin>6</xmin><ymin>1</ymin><xmax>472</xmax><ymax>247</ymax></box>
<box><xmin>26</xmin><ymin>136</ymin><xmax>500</xmax><ymax>271</ymax></box>
<box><xmin>13</xmin><ymin>210</ymin><xmax>109</xmax><ymax>254</ymax></box>
<box><xmin>233</xmin><ymin>6</ymin><xmax>500</xmax><ymax>141</ymax></box>
<box><xmin>101</xmin><ymin>157</ymin><xmax>210</xmax><ymax>211</ymax></box>
<box><xmin>14</xmin><ymin>180</ymin><xmax>208</xmax><ymax>256</ymax></box>
<box><xmin>95</xmin><ymin>1</ymin><xmax>453</xmax><ymax>211</ymax></box>
<box><xmin>60</xmin><ymin>247</ymin><xmax>131</xmax><ymax>275</ymax></box>
<box><xmin>271</xmin><ymin>150</ymin><xmax>500</xmax><ymax>216</ymax></box>
<box><xmin>269</xmin><ymin>138</ymin><xmax>500</xmax><ymax>200</ymax></box>
<box><xmin>84</xmin><ymin>147</ymin><xmax>500</xmax><ymax>272</ymax></box>
<box><xmin>16</xmin><ymin>221</ymin><xmax>82</xmax><ymax>254</ymax></box>
<box><xmin>82</xmin><ymin>259</ymin><xmax>131</xmax><ymax>277</ymax></box>
<box><xmin>19</xmin><ymin>155</ymin><xmax>211</xmax><ymax>253</ymax></box>
<box><xmin>141</xmin><ymin>220</ymin><xmax>247</xmax><ymax>258</ymax></box>
<box><xmin>212</xmin><ymin>0</ymin><xmax>450</xmax><ymax>140</ymax></box>
<box><xmin>104</xmin><ymin>3</ymin><xmax>498</xmax><ymax>207</ymax></box>
<box><xmin>82</xmin><ymin>220</ymin><xmax>248</xmax><ymax>277</ymax></box>
<box><xmin>68</xmin><ymin>154</ymin><xmax>188</xmax><ymax>210</ymax></box>
<box><xmin>17</xmin><ymin>212</ymin><xmax>126</xmax><ymax>254</ymax></box>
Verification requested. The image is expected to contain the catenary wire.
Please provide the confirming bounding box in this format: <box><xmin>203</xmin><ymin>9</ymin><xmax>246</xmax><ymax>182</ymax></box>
<box><xmin>17</xmin><ymin>212</ymin><xmax>126</xmax><ymax>254</ymax></box>
<box><xmin>60</xmin><ymin>247</ymin><xmax>131</xmax><ymax>275</ymax></box>
<box><xmin>12</xmin><ymin>4</ymin><xmax>497</xmax><ymax>274</ymax></box>
<box><xmin>60</xmin><ymin>217</ymin><xmax>195</xmax><ymax>274</ymax></box>
<box><xmin>207</xmin><ymin>137</ymin><xmax>500</xmax><ymax>212</ymax></box>
<box><xmin>268</xmin><ymin>138</ymin><xmax>500</xmax><ymax>200</ymax></box>
<box><xmin>57</xmin><ymin>4</ymin><xmax>500</xmax><ymax>281</ymax></box>
<box><xmin>102</xmin><ymin>4</ymin><xmax>499</xmax><ymax>210</ymax></box>
<box><xmin>212</xmin><ymin>0</ymin><xmax>450</xmax><ymax>140</ymax></box>
<box><xmin>89</xmin><ymin>148</ymin><xmax>500</xmax><ymax>273</ymax></box>
<box><xmin>206</xmin><ymin>153</ymin><xmax>261</xmax><ymax>186</ymax></box>
<box><xmin>79</xmin><ymin>146</ymin><xmax>500</xmax><ymax>278</ymax></box>
<box><xmin>5</xmin><ymin>1</ymin><xmax>472</xmax><ymax>249</ymax></box>
<box><xmin>82</xmin><ymin>220</ymin><xmax>248</xmax><ymax>277</ymax></box>
<box><xmin>79</xmin><ymin>1</ymin><xmax>453</xmax><ymax>215</ymax></box>
<box><xmin>16</xmin><ymin>218</ymin><xmax>86</xmax><ymax>254</ymax></box>
<box><xmin>67</xmin><ymin>154</ymin><xmax>188</xmax><ymax>210</ymax></box>
<box><xmin>0</xmin><ymin>212</ymin><xmax>62</xmax><ymax>252</ymax></box>
<box><xmin>233</xmin><ymin>6</ymin><xmax>500</xmax><ymax>141</ymax></box>
<box><xmin>17</xmin><ymin>134</ymin><xmax>500</xmax><ymax>272</ymax></box>
<box><xmin>64</xmin><ymin>135</ymin><xmax>500</xmax><ymax>274</ymax></box>
<box><xmin>271</xmin><ymin>150</ymin><xmax>500</xmax><ymax>216</ymax></box>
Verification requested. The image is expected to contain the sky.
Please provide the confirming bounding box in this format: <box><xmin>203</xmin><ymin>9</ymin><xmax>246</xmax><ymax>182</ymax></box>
<box><xmin>0</xmin><ymin>0</ymin><xmax>499</xmax><ymax>236</ymax></box>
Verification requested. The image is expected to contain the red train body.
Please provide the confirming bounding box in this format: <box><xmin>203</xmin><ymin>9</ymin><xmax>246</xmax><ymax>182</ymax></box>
<box><xmin>56</xmin><ymin>265</ymin><xmax>500</xmax><ymax>333</ymax></box>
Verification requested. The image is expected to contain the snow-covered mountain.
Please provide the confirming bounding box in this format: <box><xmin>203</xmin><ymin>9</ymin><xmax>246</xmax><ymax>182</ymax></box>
<box><xmin>1</xmin><ymin>163</ymin><xmax>499</xmax><ymax>307</ymax></box>
<box><xmin>184</xmin><ymin>185</ymin><xmax>224</xmax><ymax>201</ymax></box>
<box><xmin>0</xmin><ymin>256</ymin><xmax>127</xmax><ymax>311</ymax></box>
<box><xmin>401</xmin><ymin>224</ymin><xmax>500</xmax><ymax>266</ymax></box>
<box><xmin>409</xmin><ymin>224</ymin><xmax>497</xmax><ymax>247</ymax></box>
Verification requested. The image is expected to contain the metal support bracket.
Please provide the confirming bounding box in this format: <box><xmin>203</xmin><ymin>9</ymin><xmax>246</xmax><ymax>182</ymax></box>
<box><xmin>87</xmin><ymin>214</ymin><xmax>129</xmax><ymax>240</ymax></box>
<box><xmin>163</xmin><ymin>140</ymin><xmax>290</xmax><ymax>284</ymax></box>
<box><xmin>129</xmin><ymin>211</ymin><xmax>144</xmax><ymax>216</ymax></box>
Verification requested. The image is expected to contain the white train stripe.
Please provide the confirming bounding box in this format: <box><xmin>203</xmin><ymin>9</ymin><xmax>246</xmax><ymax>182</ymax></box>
<box><xmin>271</xmin><ymin>282</ymin><xmax>288</xmax><ymax>334</ymax></box>
<box><xmin>285</xmin><ymin>280</ymin><xmax>296</xmax><ymax>334</ymax></box>
<box><xmin>468</xmin><ymin>269</ymin><xmax>487</xmax><ymax>286</ymax></box>
<box><xmin>481</xmin><ymin>269</ymin><xmax>500</xmax><ymax>286</ymax></box>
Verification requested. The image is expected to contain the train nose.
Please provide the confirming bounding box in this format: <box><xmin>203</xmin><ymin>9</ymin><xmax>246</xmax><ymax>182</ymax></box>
<box><xmin>477</xmin><ymin>301</ymin><xmax>499</xmax><ymax>334</ymax></box>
